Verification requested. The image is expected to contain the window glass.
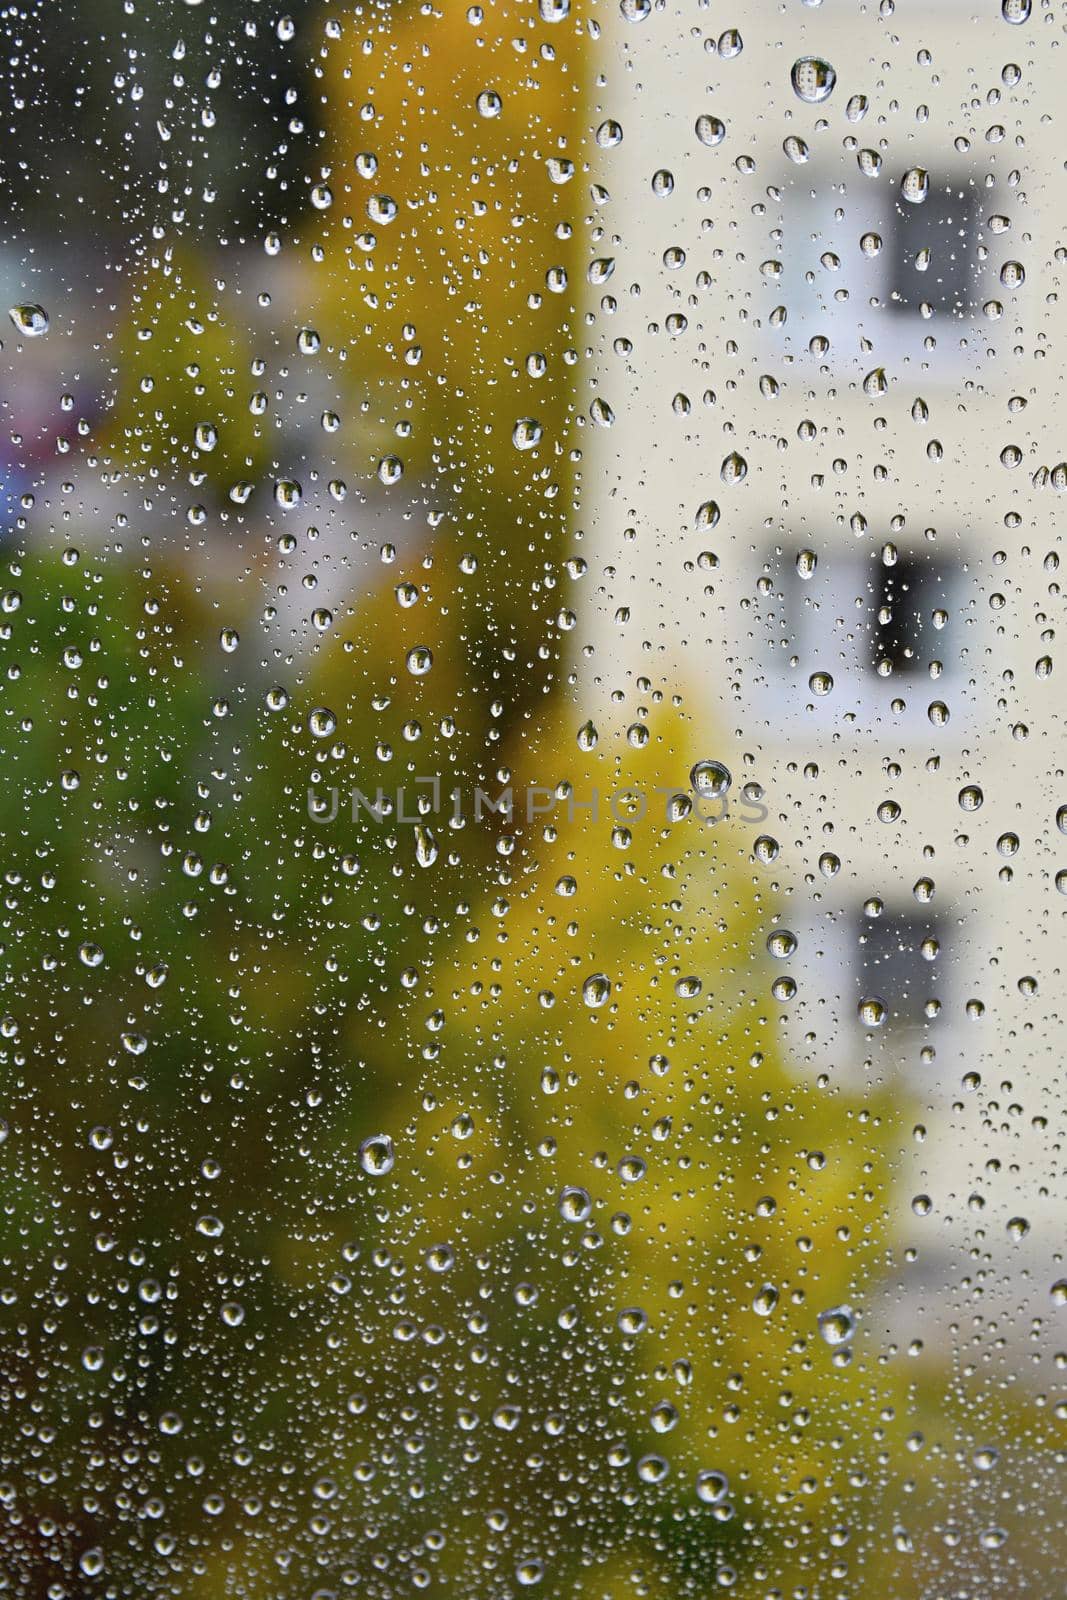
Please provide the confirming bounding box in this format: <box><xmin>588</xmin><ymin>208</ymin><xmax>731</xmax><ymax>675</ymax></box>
<box><xmin>0</xmin><ymin>1</ymin><xmax>1061</xmax><ymax>1596</ymax></box>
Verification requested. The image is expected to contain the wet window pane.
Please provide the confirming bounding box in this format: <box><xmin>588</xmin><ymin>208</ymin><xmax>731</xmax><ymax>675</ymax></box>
<box><xmin>0</xmin><ymin>0</ymin><xmax>1063</xmax><ymax>1595</ymax></box>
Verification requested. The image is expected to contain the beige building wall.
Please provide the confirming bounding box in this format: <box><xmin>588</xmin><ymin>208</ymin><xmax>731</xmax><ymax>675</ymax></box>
<box><xmin>583</xmin><ymin>0</ymin><xmax>1067</xmax><ymax>1321</ymax></box>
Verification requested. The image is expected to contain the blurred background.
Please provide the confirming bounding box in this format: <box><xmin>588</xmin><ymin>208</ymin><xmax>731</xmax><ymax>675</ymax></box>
<box><xmin>0</xmin><ymin>0</ymin><xmax>1062</xmax><ymax>1596</ymax></box>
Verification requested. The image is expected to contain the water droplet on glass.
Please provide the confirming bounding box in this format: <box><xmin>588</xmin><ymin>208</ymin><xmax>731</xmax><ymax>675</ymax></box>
<box><xmin>791</xmin><ymin>56</ymin><xmax>836</xmax><ymax>104</ymax></box>
<box><xmin>817</xmin><ymin>1305</ymin><xmax>856</xmax><ymax>1346</ymax></box>
<box><xmin>900</xmin><ymin>167</ymin><xmax>930</xmax><ymax>204</ymax></box>
<box><xmin>696</xmin><ymin>1469</ymin><xmax>729</xmax><ymax>1505</ymax></box>
<box><xmin>368</xmin><ymin>193</ymin><xmax>397</xmax><ymax>224</ymax></box>
<box><xmin>753</xmin><ymin>1283</ymin><xmax>779</xmax><ymax>1317</ymax></box>
<box><xmin>513</xmin><ymin>417</ymin><xmax>543</xmax><ymax>450</ymax></box>
<box><xmin>425</xmin><ymin>1242</ymin><xmax>455</xmax><ymax>1273</ymax></box>
<box><xmin>8</xmin><ymin>303</ymin><xmax>48</xmax><ymax>336</ymax></box>
<box><xmin>582</xmin><ymin>973</ymin><xmax>612</xmax><ymax>1008</ymax></box>
<box><xmin>358</xmin><ymin>1134</ymin><xmax>395</xmax><ymax>1176</ymax></box>
<box><xmin>858</xmin><ymin>995</ymin><xmax>887</xmax><ymax>1028</ymax></box>
<box><xmin>690</xmin><ymin>759</ymin><xmax>732</xmax><ymax>799</ymax></box>
<box><xmin>617</xmin><ymin>1306</ymin><xmax>648</xmax><ymax>1335</ymax></box>
<box><xmin>695</xmin><ymin>113</ymin><xmax>726</xmax><ymax>146</ymax></box>
<box><xmin>274</xmin><ymin>478</ymin><xmax>302</xmax><ymax>508</ymax></box>
<box><xmin>559</xmin><ymin>1186</ymin><xmax>592</xmax><ymax>1222</ymax></box>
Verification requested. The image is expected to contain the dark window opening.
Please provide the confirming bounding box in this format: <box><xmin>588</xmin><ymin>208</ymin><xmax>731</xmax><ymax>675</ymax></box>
<box><xmin>855</xmin><ymin>911</ymin><xmax>943</xmax><ymax>1033</ymax></box>
<box><xmin>884</xmin><ymin>181</ymin><xmax>982</xmax><ymax>317</ymax></box>
<box><xmin>866</xmin><ymin>555</ymin><xmax>951</xmax><ymax>677</ymax></box>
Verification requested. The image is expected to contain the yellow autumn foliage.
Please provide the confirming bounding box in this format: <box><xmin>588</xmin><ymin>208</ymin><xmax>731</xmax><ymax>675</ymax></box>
<box><xmin>335</xmin><ymin>690</ymin><xmax>901</xmax><ymax>1529</ymax></box>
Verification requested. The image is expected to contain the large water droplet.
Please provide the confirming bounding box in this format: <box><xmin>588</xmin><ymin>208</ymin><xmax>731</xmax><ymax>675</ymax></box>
<box><xmin>696</xmin><ymin>1469</ymin><xmax>729</xmax><ymax>1505</ymax></box>
<box><xmin>8</xmin><ymin>303</ymin><xmax>48</xmax><ymax>336</ymax></box>
<box><xmin>558</xmin><ymin>1186</ymin><xmax>592</xmax><ymax>1222</ymax></box>
<box><xmin>695</xmin><ymin>113</ymin><xmax>726</xmax><ymax>146</ymax></box>
<box><xmin>858</xmin><ymin>995</ymin><xmax>887</xmax><ymax>1028</ymax></box>
<box><xmin>817</xmin><ymin>1305</ymin><xmax>856</xmax><ymax>1346</ymax></box>
<box><xmin>900</xmin><ymin>167</ymin><xmax>929</xmax><ymax>204</ymax></box>
<box><xmin>690</xmin><ymin>759</ymin><xmax>732</xmax><ymax>799</ymax></box>
<box><xmin>791</xmin><ymin>56</ymin><xmax>836</xmax><ymax>104</ymax></box>
<box><xmin>582</xmin><ymin>973</ymin><xmax>612</xmax><ymax>1008</ymax></box>
<box><xmin>753</xmin><ymin>1283</ymin><xmax>779</xmax><ymax>1317</ymax></box>
<box><xmin>274</xmin><ymin>478</ymin><xmax>303</xmax><ymax>508</ymax></box>
<box><xmin>513</xmin><ymin>417</ymin><xmax>543</xmax><ymax>450</ymax></box>
<box><xmin>358</xmin><ymin>1133</ymin><xmax>395</xmax><ymax>1176</ymax></box>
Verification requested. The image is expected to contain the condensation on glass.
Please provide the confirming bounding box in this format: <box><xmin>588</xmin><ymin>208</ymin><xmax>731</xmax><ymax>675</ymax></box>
<box><xmin>0</xmin><ymin>0</ymin><xmax>1062</xmax><ymax>1595</ymax></box>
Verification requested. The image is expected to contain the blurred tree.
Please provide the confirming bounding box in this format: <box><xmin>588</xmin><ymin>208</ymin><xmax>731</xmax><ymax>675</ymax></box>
<box><xmin>115</xmin><ymin>246</ymin><xmax>272</xmax><ymax>493</ymax></box>
<box><xmin>310</xmin><ymin>0</ymin><xmax>588</xmax><ymax>724</ymax></box>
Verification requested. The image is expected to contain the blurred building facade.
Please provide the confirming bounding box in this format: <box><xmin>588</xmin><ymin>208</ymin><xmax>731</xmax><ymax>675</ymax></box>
<box><xmin>584</xmin><ymin>0</ymin><xmax>1066</xmax><ymax>1327</ymax></box>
